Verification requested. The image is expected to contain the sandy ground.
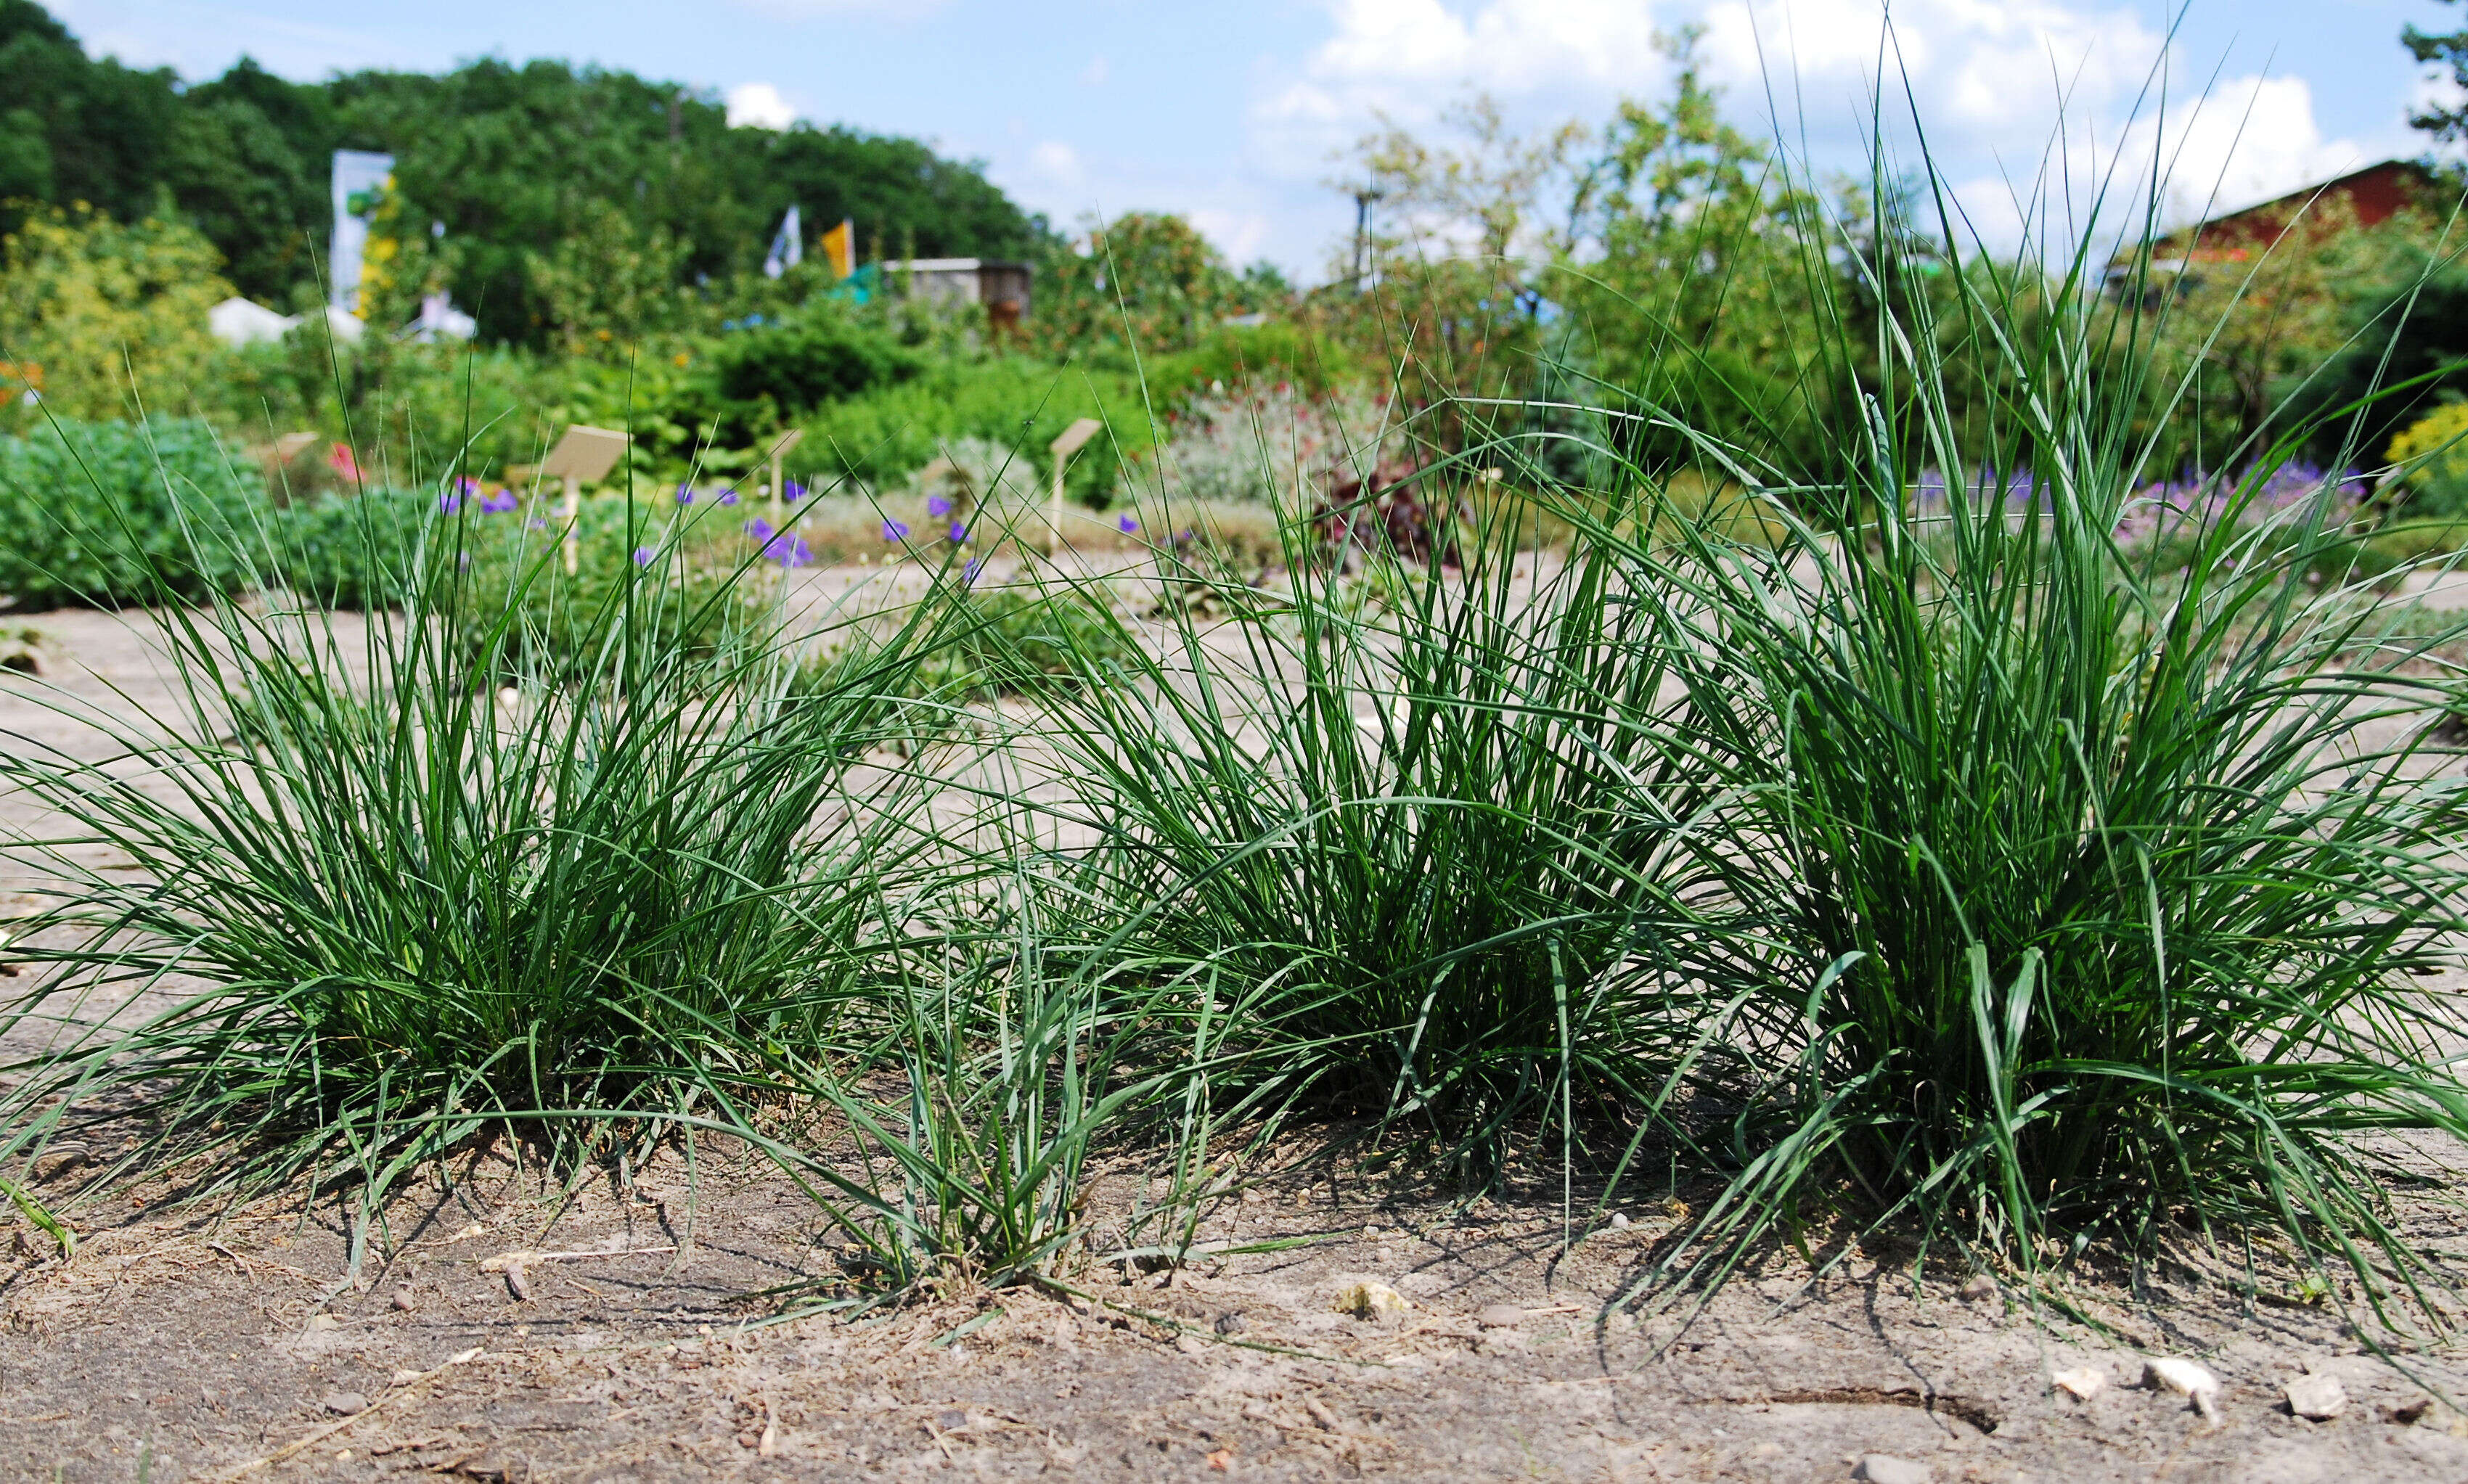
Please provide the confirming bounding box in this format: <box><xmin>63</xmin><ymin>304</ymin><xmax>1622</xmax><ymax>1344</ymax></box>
<box><xmin>6</xmin><ymin>586</ymin><xmax>2468</xmax><ymax>1483</ymax></box>
<box><xmin>6</xmin><ymin>1137</ymin><xmax>2467</xmax><ymax>1484</ymax></box>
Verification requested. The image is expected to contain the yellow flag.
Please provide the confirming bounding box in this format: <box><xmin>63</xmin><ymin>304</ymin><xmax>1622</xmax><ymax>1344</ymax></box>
<box><xmin>821</xmin><ymin>218</ymin><xmax>854</xmax><ymax>280</ymax></box>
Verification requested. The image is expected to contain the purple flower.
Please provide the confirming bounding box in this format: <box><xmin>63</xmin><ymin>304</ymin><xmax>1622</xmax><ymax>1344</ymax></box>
<box><xmin>926</xmin><ymin>493</ymin><xmax>954</xmax><ymax>517</ymax></box>
<box><xmin>962</xmin><ymin>557</ymin><xmax>984</xmax><ymax>586</ymax></box>
<box><xmin>480</xmin><ymin>490</ymin><xmax>518</xmax><ymax>515</ymax></box>
<box><xmin>947</xmin><ymin>522</ymin><xmax>967</xmax><ymax>543</ymax></box>
<box><xmin>633</xmin><ymin>546</ymin><xmax>655</xmax><ymax>567</ymax></box>
<box><xmin>882</xmin><ymin>519</ymin><xmax>910</xmax><ymax>542</ymax></box>
<box><xmin>438</xmin><ymin>488</ymin><xmax>465</xmax><ymax>514</ymax></box>
<box><xmin>783</xmin><ymin>479</ymin><xmax>806</xmax><ymax>504</ymax></box>
<box><xmin>527</xmin><ymin>515</ymin><xmax>549</xmax><ymax>531</ymax></box>
<box><xmin>767</xmin><ymin>532</ymin><xmax>815</xmax><ymax>567</ymax></box>
<box><xmin>718</xmin><ymin>488</ymin><xmax>740</xmax><ymax>506</ymax></box>
<box><xmin>1118</xmin><ymin>514</ymin><xmax>1139</xmax><ymax>533</ymax></box>
<box><xmin>744</xmin><ymin>517</ymin><xmax>775</xmax><ymax>542</ymax></box>
<box><xmin>675</xmin><ymin>483</ymin><xmax>695</xmax><ymax>505</ymax></box>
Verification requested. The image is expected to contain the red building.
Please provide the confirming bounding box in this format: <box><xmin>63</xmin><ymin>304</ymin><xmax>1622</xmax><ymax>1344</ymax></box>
<box><xmin>2165</xmin><ymin>159</ymin><xmax>2438</xmax><ymax>266</ymax></box>
<box><xmin>2107</xmin><ymin>159</ymin><xmax>2443</xmax><ymax>301</ymax></box>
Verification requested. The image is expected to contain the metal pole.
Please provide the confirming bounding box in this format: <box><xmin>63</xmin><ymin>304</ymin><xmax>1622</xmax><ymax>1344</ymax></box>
<box><xmin>562</xmin><ymin>474</ymin><xmax>581</xmax><ymax>575</ymax></box>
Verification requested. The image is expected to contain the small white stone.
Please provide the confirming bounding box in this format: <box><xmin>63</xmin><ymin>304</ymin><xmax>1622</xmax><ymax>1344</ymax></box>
<box><xmin>1609</xmin><ymin>1212</ymin><xmax>1630</xmax><ymax>1229</ymax></box>
<box><xmin>1475</xmin><ymin>1303</ymin><xmax>1524</xmax><ymax>1329</ymax></box>
<box><xmin>2286</xmin><ymin>1372</ymin><xmax>2348</xmax><ymax>1421</ymax></box>
<box><xmin>2052</xmin><ymin>1366</ymin><xmax>2107</xmax><ymax>1401</ymax></box>
<box><xmin>1855</xmin><ymin>1454</ymin><xmax>1932</xmax><ymax>1484</ymax></box>
<box><xmin>1331</xmin><ymin>1281</ymin><xmax>1409</xmax><ymax>1324</ymax></box>
<box><xmin>2144</xmin><ymin>1357</ymin><xmax>2223</xmax><ymax>1422</ymax></box>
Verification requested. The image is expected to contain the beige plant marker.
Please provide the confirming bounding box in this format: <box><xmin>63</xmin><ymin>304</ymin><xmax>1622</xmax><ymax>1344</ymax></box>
<box><xmin>537</xmin><ymin>425</ymin><xmax>630</xmax><ymax>573</ymax></box>
<box><xmin>1048</xmin><ymin>418</ymin><xmax>1103</xmax><ymax>554</ymax></box>
<box><xmin>763</xmin><ymin>427</ymin><xmax>804</xmax><ymax>522</ymax></box>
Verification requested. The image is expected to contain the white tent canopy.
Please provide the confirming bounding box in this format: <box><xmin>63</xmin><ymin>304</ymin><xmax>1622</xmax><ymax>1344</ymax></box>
<box><xmin>208</xmin><ymin>298</ymin><xmax>373</xmax><ymax>348</ymax></box>
<box><xmin>208</xmin><ymin>297</ymin><xmax>294</xmax><ymax>347</ymax></box>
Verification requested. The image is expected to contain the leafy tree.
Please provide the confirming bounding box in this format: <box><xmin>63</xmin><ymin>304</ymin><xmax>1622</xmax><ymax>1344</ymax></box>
<box><xmin>1311</xmin><ymin>96</ymin><xmax>1585</xmax><ymax>445</ymax></box>
<box><xmin>745</xmin><ymin>126</ymin><xmax>1051</xmax><ymax>263</ymax></box>
<box><xmin>0</xmin><ymin>5</ymin><xmax>1057</xmax><ymax>342</ymax></box>
<box><xmin>0</xmin><ymin>0</ymin><xmax>179</xmax><ymax>228</ymax></box>
<box><xmin>523</xmin><ymin>199</ymin><xmax>693</xmax><ymax>356</ymax></box>
<box><xmin>171</xmin><ymin>58</ymin><xmax>335</xmax><ymax>304</ymax></box>
<box><xmin>1551</xmin><ymin>32</ymin><xmax>1835</xmax><ymax>474</ymax></box>
<box><xmin>1031</xmin><ymin>212</ymin><xmax>1245</xmax><ymax>357</ymax></box>
<box><xmin>2408</xmin><ymin>1</ymin><xmax>2468</xmax><ymax>142</ymax></box>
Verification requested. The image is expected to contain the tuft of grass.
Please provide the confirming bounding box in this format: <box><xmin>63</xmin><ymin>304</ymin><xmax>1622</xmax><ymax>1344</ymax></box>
<box><xmin>1023</xmin><ymin>479</ymin><xmax>1744</xmax><ymax>1184</ymax></box>
<box><xmin>910</xmin><ymin>581</ymin><xmax>1142</xmax><ymax>702</ymax></box>
<box><xmin>1574</xmin><ymin>158</ymin><xmax>2468</xmax><ymax>1322</ymax></box>
<box><xmin>0</xmin><ymin>502</ymin><xmax>947</xmax><ymax>1203</ymax></box>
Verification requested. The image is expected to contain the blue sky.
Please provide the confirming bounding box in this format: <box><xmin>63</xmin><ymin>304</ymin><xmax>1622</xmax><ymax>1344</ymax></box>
<box><xmin>46</xmin><ymin>0</ymin><xmax>2462</xmax><ymax>282</ymax></box>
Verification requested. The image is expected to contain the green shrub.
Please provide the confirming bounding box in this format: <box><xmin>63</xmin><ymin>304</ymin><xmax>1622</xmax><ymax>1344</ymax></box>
<box><xmin>799</xmin><ymin>357</ymin><xmax>1158</xmax><ymax>507</ymax></box>
<box><xmin>2385</xmin><ymin>400</ymin><xmax>2468</xmax><ymax>520</ymax></box>
<box><xmin>710</xmin><ymin>309</ymin><xmax>922</xmax><ymax>412</ymax></box>
<box><xmin>1145</xmin><ymin>321</ymin><xmax>1368</xmax><ymax>403</ymax></box>
<box><xmin>0</xmin><ymin>416</ymin><xmax>263</xmax><ymax>608</ymax></box>
<box><xmin>441</xmin><ymin>493</ymin><xmax>785</xmax><ymax>683</ymax></box>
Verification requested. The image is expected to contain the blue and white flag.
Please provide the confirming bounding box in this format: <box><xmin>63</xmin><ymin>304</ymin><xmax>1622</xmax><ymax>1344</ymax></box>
<box><xmin>763</xmin><ymin>205</ymin><xmax>803</xmax><ymax>280</ymax></box>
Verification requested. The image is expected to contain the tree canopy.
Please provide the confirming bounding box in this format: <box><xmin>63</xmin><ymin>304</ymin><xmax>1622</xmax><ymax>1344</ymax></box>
<box><xmin>0</xmin><ymin>1</ymin><xmax>1053</xmax><ymax>342</ymax></box>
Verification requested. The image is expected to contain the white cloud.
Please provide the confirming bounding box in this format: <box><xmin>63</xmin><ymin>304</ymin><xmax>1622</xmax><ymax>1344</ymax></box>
<box><xmin>1698</xmin><ymin>0</ymin><xmax>2168</xmax><ymax>159</ymax></box>
<box><xmin>1188</xmin><ymin>208</ymin><xmax>1275</xmax><ymax>265</ymax></box>
<box><xmin>1250</xmin><ymin>0</ymin><xmax>1667</xmax><ymax>172</ymax></box>
<box><xmin>2115</xmin><ymin>75</ymin><xmax>2374</xmax><ymax>229</ymax></box>
<box><xmin>1027</xmin><ymin>140</ymin><xmax>1085</xmax><ymax>189</ymax></box>
<box><xmin>726</xmin><ymin>81</ymin><xmax>798</xmax><ymax>130</ymax></box>
<box><xmin>1237</xmin><ymin>0</ymin><xmax>2406</xmax><ymax>273</ymax></box>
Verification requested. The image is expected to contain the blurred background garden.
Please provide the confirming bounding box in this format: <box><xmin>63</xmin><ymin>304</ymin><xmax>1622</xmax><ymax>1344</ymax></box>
<box><xmin>9</xmin><ymin>0</ymin><xmax>2468</xmax><ymax>611</ymax></box>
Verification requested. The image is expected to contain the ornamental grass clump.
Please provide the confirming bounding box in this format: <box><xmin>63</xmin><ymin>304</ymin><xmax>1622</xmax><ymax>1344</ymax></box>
<box><xmin>1593</xmin><ymin>165</ymin><xmax>2468</xmax><ymax>1316</ymax></box>
<box><xmin>0</xmin><ymin>486</ymin><xmax>948</xmax><ymax>1201</ymax></box>
<box><xmin>1028</xmin><ymin>477</ymin><xmax>1744</xmax><ymax>1181</ymax></box>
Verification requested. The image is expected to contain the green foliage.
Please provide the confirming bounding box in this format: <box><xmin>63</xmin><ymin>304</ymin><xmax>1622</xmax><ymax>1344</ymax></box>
<box><xmin>452</xmin><ymin>496</ymin><xmax>775</xmax><ymax>683</ymax></box>
<box><xmin>521</xmin><ymin>200</ymin><xmax>695</xmax><ymax>356</ymax></box>
<box><xmin>0</xmin><ymin>4</ymin><xmax>1053</xmax><ymax>335</ymax></box>
<box><xmin>1030</xmin><ymin>212</ymin><xmax>1248</xmax><ymax>358</ymax></box>
<box><xmin>911</xmin><ymin>583</ymin><xmax>1137</xmax><ymax>701</ymax></box>
<box><xmin>1031</xmin><ymin>497</ymin><xmax>1733</xmax><ymax>1179</ymax></box>
<box><xmin>0</xmin><ymin>415</ymin><xmax>261</xmax><ymax>607</ymax></box>
<box><xmin>2408</xmin><ymin>1</ymin><xmax>2468</xmax><ymax>143</ymax></box>
<box><xmin>0</xmin><ymin>498</ymin><xmax>947</xmax><ymax>1199</ymax></box>
<box><xmin>1548</xmin><ymin>35</ymin><xmax>1834</xmax><ymax>474</ymax></box>
<box><xmin>266</xmin><ymin>487</ymin><xmax>428</xmax><ymax>610</ymax></box>
<box><xmin>1580</xmin><ymin>174</ymin><xmax>2468</xmax><ymax>1314</ymax></box>
<box><xmin>0</xmin><ymin>203</ymin><xmax>232</xmax><ymax>424</ymax></box>
<box><xmin>1145</xmin><ymin>321</ymin><xmax>1367</xmax><ymax>403</ymax></box>
<box><xmin>0</xmin><ymin>1</ymin><xmax>177</xmax><ymax>228</ymax></box>
<box><xmin>799</xmin><ymin>357</ymin><xmax>1157</xmax><ymax>506</ymax></box>
<box><xmin>709</xmin><ymin>306</ymin><xmax>922</xmax><ymax>414</ymax></box>
<box><xmin>2274</xmin><ymin>243</ymin><xmax>2468</xmax><ymax>469</ymax></box>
